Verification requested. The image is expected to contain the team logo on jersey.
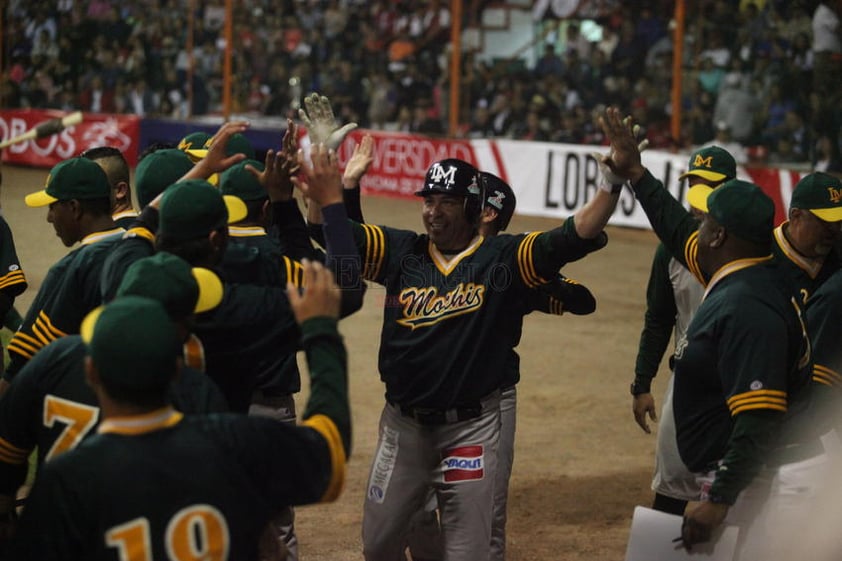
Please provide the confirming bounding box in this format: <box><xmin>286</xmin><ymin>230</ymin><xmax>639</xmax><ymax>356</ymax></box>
<box><xmin>750</xmin><ymin>380</ymin><xmax>764</xmax><ymax>391</ymax></box>
<box><xmin>397</xmin><ymin>282</ymin><xmax>485</xmax><ymax>329</ymax></box>
<box><xmin>829</xmin><ymin>186</ymin><xmax>842</xmax><ymax>203</ymax></box>
<box><xmin>8</xmin><ymin>265</ymin><xmax>18</xmax><ymax>271</ymax></box>
<box><xmin>441</xmin><ymin>445</ymin><xmax>484</xmax><ymax>483</ymax></box>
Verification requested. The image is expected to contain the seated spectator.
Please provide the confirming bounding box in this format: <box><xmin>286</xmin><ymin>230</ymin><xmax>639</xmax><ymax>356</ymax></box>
<box><xmin>702</xmin><ymin>121</ymin><xmax>748</xmax><ymax>164</ymax></box>
<box><xmin>812</xmin><ymin>133</ymin><xmax>842</xmax><ymax>173</ymax></box>
<box><xmin>534</xmin><ymin>43</ymin><xmax>564</xmax><ymax>79</ymax></box>
<box><xmin>78</xmin><ymin>75</ymin><xmax>115</xmax><ymax>113</ymax></box>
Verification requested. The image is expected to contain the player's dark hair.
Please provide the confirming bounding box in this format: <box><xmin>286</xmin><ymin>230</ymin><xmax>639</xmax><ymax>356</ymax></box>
<box><xmin>81</xmin><ymin>146</ymin><xmax>130</xmax><ymax>187</ymax></box>
<box><xmin>155</xmin><ymin>228</ymin><xmax>226</xmax><ymax>268</ymax></box>
<box><xmin>99</xmin><ymin>375</ymin><xmax>171</xmax><ymax>409</ymax></box>
<box><xmin>138</xmin><ymin>141</ymin><xmax>177</xmax><ymax>161</ymax></box>
<box><xmin>77</xmin><ymin>197</ymin><xmax>113</xmax><ymax>217</ymax></box>
<box><xmin>243</xmin><ymin>197</ymin><xmax>269</xmax><ymax>223</ymax></box>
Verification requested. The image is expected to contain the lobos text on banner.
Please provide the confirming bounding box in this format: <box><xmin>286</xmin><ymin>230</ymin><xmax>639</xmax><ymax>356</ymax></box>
<box><xmin>0</xmin><ymin>109</ymin><xmax>141</xmax><ymax>167</ymax></box>
<box><xmin>334</xmin><ymin>130</ymin><xmax>797</xmax><ymax>229</ymax></box>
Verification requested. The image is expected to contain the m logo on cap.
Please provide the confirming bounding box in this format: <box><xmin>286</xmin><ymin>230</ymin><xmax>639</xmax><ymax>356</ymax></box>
<box><xmin>693</xmin><ymin>154</ymin><xmax>714</xmax><ymax>169</ymax></box>
<box><xmin>828</xmin><ymin>186</ymin><xmax>842</xmax><ymax>204</ymax></box>
<box><xmin>428</xmin><ymin>163</ymin><xmax>457</xmax><ymax>188</ymax></box>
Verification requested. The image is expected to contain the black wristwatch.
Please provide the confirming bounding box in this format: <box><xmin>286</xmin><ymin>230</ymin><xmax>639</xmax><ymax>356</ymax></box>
<box><xmin>630</xmin><ymin>377</ymin><xmax>652</xmax><ymax>396</ymax></box>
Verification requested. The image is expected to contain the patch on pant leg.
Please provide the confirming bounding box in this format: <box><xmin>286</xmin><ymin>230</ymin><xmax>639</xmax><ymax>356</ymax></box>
<box><xmin>367</xmin><ymin>425</ymin><xmax>399</xmax><ymax>503</ymax></box>
<box><xmin>441</xmin><ymin>445</ymin><xmax>484</xmax><ymax>482</ymax></box>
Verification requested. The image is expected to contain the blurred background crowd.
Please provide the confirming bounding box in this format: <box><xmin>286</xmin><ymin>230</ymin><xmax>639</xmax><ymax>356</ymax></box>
<box><xmin>1</xmin><ymin>0</ymin><xmax>840</xmax><ymax>170</ymax></box>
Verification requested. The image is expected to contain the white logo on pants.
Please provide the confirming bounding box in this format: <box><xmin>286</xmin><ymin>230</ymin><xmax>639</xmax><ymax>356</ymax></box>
<box><xmin>367</xmin><ymin>425</ymin><xmax>399</xmax><ymax>504</ymax></box>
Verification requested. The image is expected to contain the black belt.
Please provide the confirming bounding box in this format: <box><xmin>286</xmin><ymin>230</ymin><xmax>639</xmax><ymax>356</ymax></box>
<box><xmin>395</xmin><ymin>403</ymin><xmax>482</xmax><ymax>426</ymax></box>
<box><xmin>766</xmin><ymin>438</ymin><xmax>825</xmax><ymax>468</ymax></box>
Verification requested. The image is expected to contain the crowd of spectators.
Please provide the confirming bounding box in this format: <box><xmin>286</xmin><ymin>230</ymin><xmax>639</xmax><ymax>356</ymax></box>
<box><xmin>2</xmin><ymin>0</ymin><xmax>840</xmax><ymax>169</ymax></box>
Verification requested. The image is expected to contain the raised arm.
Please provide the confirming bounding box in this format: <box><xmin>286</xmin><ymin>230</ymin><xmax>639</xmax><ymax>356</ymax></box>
<box><xmin>292</xmin><ymin>144</ymin><xmax>364</xmax><ymax>317</ymax></box>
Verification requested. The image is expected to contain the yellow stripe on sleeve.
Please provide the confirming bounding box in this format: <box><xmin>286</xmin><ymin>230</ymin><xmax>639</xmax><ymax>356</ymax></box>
<box><xmin>517</xmin><ymin>232</ymin><xmax>546</xmax><ymax>288</ymax></box>
<box><xmin>123</xmin><ymin>227</ymin><xmax>155</xmax><ymax>243</ymax></box>
<box><xmin>361</xmin><ymin>224</ymin><xmax>386</xmax><ymax>281</ymax></box>
<box><xmin>813</xmin><ymin>364</ymin><xmax>841</xmax><ymax>386</ymax></box>
<box><xmin>0</xmin><ymin>270</ymin><xmax>26</xmax><ymax>289</ymax></box>
<box><xmin>30</xmin><ymin>320</ymin><xmax>54</xmax><ymax>347</ymax></box>
<box><xmin>0</xmin><ymin>437</ymin><xmax>29</xmax><ymax>465</ymax></box>
<box><xmin>301</xmin><ymin>414</ymin><xmax>346</xmax><ymax>503</ymax></box>
<box><xmin>684</xmin><ymin>232</ymin><xmax>706</xmax><ymax>286</ymax></box>
<box><xmin>39</xmin><ymin>312</ymin><xmax>68</xmax><ymax>339</ymax></box>
<box><xmin>727</xmin><ymin>389</ymin><xmax>788</xmax><ymax>415</ymax></box>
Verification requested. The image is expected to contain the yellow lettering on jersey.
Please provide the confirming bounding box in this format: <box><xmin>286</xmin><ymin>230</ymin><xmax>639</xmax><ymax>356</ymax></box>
<box><xmin>166</xmin><ymin>505</ymin><xmax>230</xmax><ymax>561</ymax></box>
<box><xmin>693</xmin><ymin>154</ymin><xmax>714</xmax><ymax>168</ymax></box>
<box><xmin>397</xmin><ymin>282</ymin><xmax>485</xmax><ymax>329</ymax></box>
<box><xmin>43</xmin><ymin>395</ymin><xmax>99</xmax><ymax>461</ymax></box>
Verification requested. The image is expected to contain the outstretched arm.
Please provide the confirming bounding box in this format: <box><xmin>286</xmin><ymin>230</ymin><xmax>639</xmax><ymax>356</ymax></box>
<box><xmin>292</xmin><ymin>145</ymin><xmax>364</xmax><ymax>317</ymax></box>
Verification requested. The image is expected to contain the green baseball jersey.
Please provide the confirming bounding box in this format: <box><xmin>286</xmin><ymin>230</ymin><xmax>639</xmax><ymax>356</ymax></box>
<box><xmin>804</xmin><ymin>268</ymin><xmax>842</xmax><ymax>433</ymax></box>
<box><xmin>111</xmin><ymin>210</ymin><xmax>139</xmax><ymax>230</ymax></box>
<box><xmin>634</xmin><ymin>243</ymin><xmax>704</xmax><ymax>384</ymax></box>
<box><xmin>222</xmin><ymin>225</ymin><xmax>304</xmax><ymax>287</ymax></box>
<box><xmin>632</xmin><ymin>171</ymin><xmax>840</xmax><ymax>301</ymax></box>
<box><xmin>7</xmin><ymin>317</ymin><xmax>349</xmax><ymax>561</ymax></box>
<box><xmin>351</xmin><ymin>219</ymin><xmax>600</xmax><ymax>409</ymax></box>
<box><xmin>771</xmin><ymin>222</ymin><xmax>841</xmax><ymax>303</ymax></box>
<box><xmin>6</xmin><ymin>228</ymin><xmax>125</xmax><ymax>379</ymax></box>
<box><xmin>500</xmin><ymin>273</ymin><xmax>597</xmax><ymax>389</ymax></box>
<box><xmin>194</xmin><ymin>282</ymin><xmax>302</xmax><ymax>411</ymax></box>
<box><xmin>672</xmin><ymin>259</ymin><xmax>813</xmax><ymax>473</ymax></box>
<box><xmin>0</xmin><ymin>335</ymin><xmax>228</xmax><ymax>497</ymax></box>
<box><xmin>0</xmin><ymin>215</ymin><xmax>27</xmax><ymax>300</ymax></box>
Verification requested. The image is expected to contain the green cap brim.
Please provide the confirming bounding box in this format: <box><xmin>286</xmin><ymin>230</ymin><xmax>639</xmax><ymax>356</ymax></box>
<box><xmin>679</xmin><ymin>169</ymin><xmax>727</xmax><ymax>183</ymax></box>
<box><xmin>192</xmin><ymin>267</ymin><xmax>223</xmax><ymax>313</ymax></box>
<box><xmin>24</xmin><ymin>189</ymin><xmax>59</xmax><ymax>208</ymax></box>
<box><xmin>687</xmin><ymin>185</ymin><xmax>714</xmax><ymax>212</ymax></box>
<box><xmin>223</xmin><ymin>195</ymin><xmax>247</xmax><ymax>224</ymax></box>
<box><xmin>80</xmin><ymin>305</ymin><xmax>105</xmax><ymax>343</ymax></box>
<box><xmin>809</xmin><ymin>207</ymin><xmax>842</xmax><ymax>222</ymax></box>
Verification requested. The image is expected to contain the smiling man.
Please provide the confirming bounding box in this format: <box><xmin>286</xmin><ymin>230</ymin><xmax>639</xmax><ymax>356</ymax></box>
<box><xmin>351</xmin><ymin>157</ymin><xmax>620</xmax><ymax>561</ymax></box>
<box><xmin>4</xmin><ymin>158</ymin><xmax>124</xmax><ymax>385</ymax></box>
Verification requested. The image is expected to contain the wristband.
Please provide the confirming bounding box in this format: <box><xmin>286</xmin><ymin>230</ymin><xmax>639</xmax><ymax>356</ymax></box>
<box><xmin>630</xmin><ymin>376</ymin><xmax>652</xmax><ymax>396</ymax></box>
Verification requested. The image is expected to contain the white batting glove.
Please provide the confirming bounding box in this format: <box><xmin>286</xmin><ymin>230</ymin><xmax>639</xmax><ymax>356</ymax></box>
<box><xmin>593</xmin><ymin>127</ymin><xmax>649</xmax><ymax>193</ymax></box>
<box><xmin>298</xmin><ymin>93</ymin><xmax>358</xmax><ymax>151</ymax></box>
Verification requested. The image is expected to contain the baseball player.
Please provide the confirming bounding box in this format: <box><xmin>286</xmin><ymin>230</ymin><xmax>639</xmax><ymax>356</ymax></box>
<box><xmin>0</xmin><ymin>213</ymin><xmax>27</xmax><ymax>377</ymax></box>
<box><xmin>343</xmin><ymin>155</ymin><xmax>619</xmax><ymax>561</ymax></box>
<box><xmin>630</xmin><ymin>146</ymin><xmax>736</xmax><ymax>517</ymax></box>
<box><xmin>6</xmin><ymin>260</ymin><xmax>351</xmax><ymax>560</ymax></box>
<box><xmin>0</xmin><ymin>252</ymin><xmax>228</xmax><ymax>537</ymax></box>
<box><xmin>80</xmin><ymin>146</ymin><xmax>138</xmax><ymax>228</ymax></box>
<box><xmin>771</xmin><ymin>171</ymin><xmax>842</xmax><ymax>303</ymax></box>
<box><xmin>5</xmin><ymin>158</ymin><xmax>125</xmax><ymax>384</ymax></box>
<box><xmin>601</xmin><ymin>107</ymin><xmax>825</xmax><ymax>559</ymax></box>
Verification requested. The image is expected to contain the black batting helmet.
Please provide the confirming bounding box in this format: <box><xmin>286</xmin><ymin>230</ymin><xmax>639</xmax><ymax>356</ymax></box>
<box><xmin>480</xmin><ymin>172</ymin><xmax>516</xmax><ymax>231</ymax></box>
<box><xmin>415</xmin><ymin>158</ymin><xmax>484</xmax><ymax>222</ymax></box>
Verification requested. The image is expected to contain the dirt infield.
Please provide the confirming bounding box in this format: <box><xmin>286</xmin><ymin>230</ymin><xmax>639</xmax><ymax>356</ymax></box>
<box><xmin>4</xmin><ymin>164</ymin><xmax>666</xmax><ymax>560</ymax></box>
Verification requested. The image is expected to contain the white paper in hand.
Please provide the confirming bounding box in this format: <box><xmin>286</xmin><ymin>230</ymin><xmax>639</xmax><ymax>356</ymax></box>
<box><xmin>624</xmin><ymin>506</ymin><xmax>739</xmax><ymax>561</ymax></box>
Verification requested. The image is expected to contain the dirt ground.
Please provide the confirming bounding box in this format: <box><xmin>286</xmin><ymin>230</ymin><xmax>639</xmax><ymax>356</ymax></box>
<box><xmin>3</xmin><ymin>164</ymin><xmax>668</xmax><ymax>561</ymax></box>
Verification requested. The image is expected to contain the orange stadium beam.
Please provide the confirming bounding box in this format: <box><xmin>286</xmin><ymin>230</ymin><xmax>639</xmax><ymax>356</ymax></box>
<box><xmin>223</xmin><ymin>0</ymin><xmax>233</xmax><ymax>121</ymax></box>
<box><xmin>670</xmin><ymin>0</ymin><xmax>685</xmax><ymax>146</ymax></box>
<box><xmin>449</xmin><ymin>0</ymin><xmax>463</xmax><ymax>137</ymax></box>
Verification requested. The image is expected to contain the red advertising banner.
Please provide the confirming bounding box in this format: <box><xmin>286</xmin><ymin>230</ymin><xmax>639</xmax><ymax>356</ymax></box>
<box><xmin>339</xmin><ymin>130</ymin><xmax>478</xmax><ymax>198</ymax></box>
<box><xmin>0</xmin><ymin>109</ymin><xmax>141</xmax><ymax>167</ymax></box>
